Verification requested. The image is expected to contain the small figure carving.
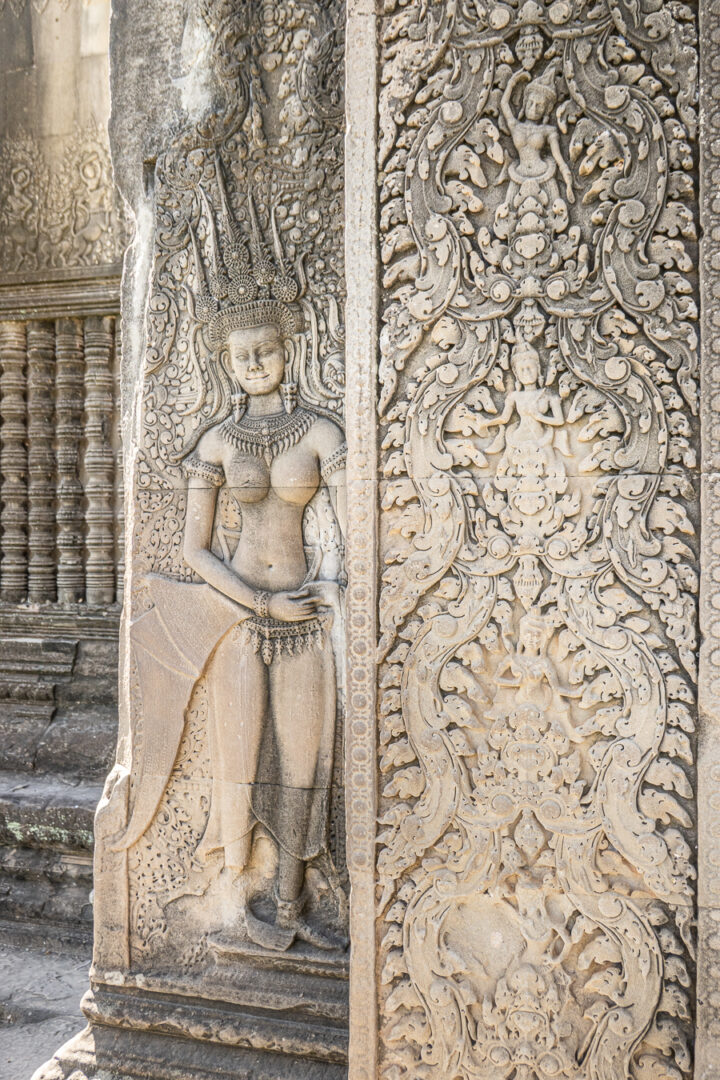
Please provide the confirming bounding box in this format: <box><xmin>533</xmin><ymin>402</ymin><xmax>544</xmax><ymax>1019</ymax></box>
<box><xmin>491</xmin><ymin>608</ymin><xmax>580</xmax><ymax>744</ymax></box>
<box><xmin>499</xmin><ymin>64</ymin><xmax>575</xmax><ymax>204</ymax></box>
<box><xmin>480</xmin><ymin>339</ymin><xmax>570</xmax><ymax>518</ymax></box>
<box><xmin>70</xmin><ymin>150</ymin><xmax>114</xmax><ymax>262</ymax></box>
<box><xmin>491</xmin><ymin>62</ymin><xmax>577</xmax><ymax>276</ymax></box>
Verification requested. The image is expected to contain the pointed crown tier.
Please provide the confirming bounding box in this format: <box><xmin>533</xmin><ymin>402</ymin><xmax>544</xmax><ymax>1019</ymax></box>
<box><xmin>190</xmin><ymin>165</ymin><xmax>303</xmax><ymax>346</ymax></box>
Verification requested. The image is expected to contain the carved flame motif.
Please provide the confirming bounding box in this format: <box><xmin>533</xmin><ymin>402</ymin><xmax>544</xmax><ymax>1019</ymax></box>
<box><xmin>377</xmin><ymin>1</ymin><xmax>697</xmax><ymax>1077</ymax></box>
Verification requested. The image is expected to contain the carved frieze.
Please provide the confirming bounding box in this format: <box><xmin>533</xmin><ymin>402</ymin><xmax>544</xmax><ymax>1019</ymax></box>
<box><xmin>375</xmin><ymin>2</ymin><xmax>698</xmax><ymax>1078</ymax></box>
<box><xmin>0</xmin><ymin>125</ymin><xmax>126</xmax><ymax>277</ymax></box>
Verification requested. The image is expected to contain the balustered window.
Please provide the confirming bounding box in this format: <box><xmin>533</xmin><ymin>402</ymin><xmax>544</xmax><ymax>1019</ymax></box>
<box><xmin>0</xmin><ymin>314</ymin><xmax>124</xmax><ymax>608</ymax></box>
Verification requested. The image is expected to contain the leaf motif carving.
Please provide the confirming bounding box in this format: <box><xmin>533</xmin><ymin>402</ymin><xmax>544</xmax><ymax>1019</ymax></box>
<box><xmin>376</xmin><ymin>0</ymin><xmax>697</xmax><ymax>1076</ymax></box>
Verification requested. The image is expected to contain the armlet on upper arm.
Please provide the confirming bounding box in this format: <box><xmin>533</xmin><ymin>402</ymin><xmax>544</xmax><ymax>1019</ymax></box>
<box><xmin>320</xmin><ymin>442</ymin><xmax>347</xmax><ymax>483</ymax></box>
<box><xmin>183</xmin><ymin>452</ymin><xmax>225</xmax><ymax>487</ymax></box>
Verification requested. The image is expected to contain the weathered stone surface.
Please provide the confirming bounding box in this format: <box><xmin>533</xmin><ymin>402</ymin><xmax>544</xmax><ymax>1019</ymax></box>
<box><xmin>0</xmin><ymin>0</ymin><xmax>125</xmax><ymax>275</ymax></box>
<box><xmin>25</xmin><ymin>0</ymin><xmax>720</xmax><ymax>1078</ymax></box>
<box><xmin>0</xmin><ymin>930</ymin><xmax>88</xmax><ymax>1080</ymax></box>
<box><xmin>0</xmin><ymin>0</ymin><xmax>124</xmax><ymax>941</ymax></box>
<box><xmin>345</xmin><ymin>1</ymin><xmax>702</xmax><ymax>1079</ymax></box>
<box><xmin>36</xmin><ymin>1</ymin><xmax>349</xmax><ymax>1076</ymax></box>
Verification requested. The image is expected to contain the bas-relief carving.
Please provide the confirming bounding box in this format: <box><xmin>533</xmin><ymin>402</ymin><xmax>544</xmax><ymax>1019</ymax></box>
<box><xmin>698</xmin><ymin>1</ymin><xmax>720</xmax><ymax>1075</ymax></box>
<box><xmin>376</xmin><ymin>1</ymin><xmax>698</xmax><ymax>1078</ymax></box>
<box><xmin>98</xmin><ymin>0</ymin><xmax>348</xmax><ymax>975</ymax></box>
<box><xmin>0</xmin><ymin>124</ymin><xmax>126</xmax><ymax>275</ymax></box>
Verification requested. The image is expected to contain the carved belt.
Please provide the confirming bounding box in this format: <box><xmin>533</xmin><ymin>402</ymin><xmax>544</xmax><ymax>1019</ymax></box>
<box><xmin>233</xmin><ymin>615</ymin><xmax>327</xmax><ymax>665</ymax></box>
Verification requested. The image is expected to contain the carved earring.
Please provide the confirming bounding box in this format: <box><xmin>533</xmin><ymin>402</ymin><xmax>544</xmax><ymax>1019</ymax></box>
<box><xmin>280</xmin><ymin>381</ymin><xmax>298</xmax><ymax>415</ymax></box>
<box><xmin>231</xmin><ymin>388</ymin><xmax>248</xmax><ymax>422</ymax></box>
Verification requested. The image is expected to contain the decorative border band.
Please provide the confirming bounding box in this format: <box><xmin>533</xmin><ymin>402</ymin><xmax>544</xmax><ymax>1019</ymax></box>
<box><xmin>345</xmin><ymin>1</ymin><xmax>379</xmax><ymax>1076</ymax></box>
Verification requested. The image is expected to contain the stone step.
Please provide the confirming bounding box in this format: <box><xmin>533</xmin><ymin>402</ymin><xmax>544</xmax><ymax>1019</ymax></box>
<box><xmin>0</xmin><ymin>770</ymin><xmax>101</xmax><ymax>852</ymax></box>
<box><xmin>0</xmin><ymin>772</ymin><xmax>101</xmax><ymax>934</ymax></box>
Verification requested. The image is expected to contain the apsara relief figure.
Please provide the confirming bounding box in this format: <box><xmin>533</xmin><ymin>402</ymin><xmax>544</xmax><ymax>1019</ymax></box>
<box><xmin>120</xmin><ymin>186</ymin><xmax>347</xmax><ymax>953</ymax></box>
<box><xmin>491</xmin><ymin>608</ymin><xmax>580</xmax><ymax>746</ymax></box>
<box><xmin>480</xmin><ymin>338</ymin><xmax>570</xmax><ymax>519</ymax></box>
<box><xmin>494</xmin><ymin>62</ymin><xmax>576</xmax><ymax>275</ymax></box>
<box><xmin>481</xmin><ymin>339</ymin><xmax>567</xmax><ymax>462</ymax></box>
<box><xmin>499</xmin><ymin>62</ymin><xmax>575</xmax><ymax>205</ymax></box>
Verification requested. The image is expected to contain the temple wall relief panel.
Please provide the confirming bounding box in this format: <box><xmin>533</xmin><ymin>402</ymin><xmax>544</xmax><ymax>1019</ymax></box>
<box><xmin>345</xmin><ymin>1</ymin><xmax>702</xmax><ymax>1078</ymax></box>
<box><xmin>0</xmin><ymin>0</ymin><xmax>125</xmax><ymax>940</ymax></box>
<box><xmin>46</xmin><ymin>2</ymin><xmax>354</xmax><ymax>1076</ymax></box>
<box><xmin>33</xmin><ymin>0</ymin><xmax>720</xmax><ymax>1077</ymax></box>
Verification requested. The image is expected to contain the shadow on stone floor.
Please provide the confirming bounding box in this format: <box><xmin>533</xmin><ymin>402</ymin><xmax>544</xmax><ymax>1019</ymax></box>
<box><xmin>0</xmin><ymin>926</ymin><xmax>89</xmax><ymax>1080</ymax></box>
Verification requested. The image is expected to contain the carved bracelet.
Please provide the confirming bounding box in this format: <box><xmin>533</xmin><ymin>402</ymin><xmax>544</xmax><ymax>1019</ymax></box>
<box><xmin>252</xmin><ymin>590</ymin><xmax>270</xmax><ymax>619</ymax></box>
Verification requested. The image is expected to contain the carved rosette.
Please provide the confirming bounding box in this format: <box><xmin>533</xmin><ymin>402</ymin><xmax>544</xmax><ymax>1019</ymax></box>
<box><xmin>376</xmin><ymin>2</ymin><xmax>698</xmax><ymax>1078</ymax></box>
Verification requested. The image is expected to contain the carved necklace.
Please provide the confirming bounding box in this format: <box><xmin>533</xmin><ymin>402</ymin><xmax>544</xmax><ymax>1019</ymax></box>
<box><xmin>219</xmin><ymin>406</ymin><xmax>315</xmax><ymax>465</ymax></box>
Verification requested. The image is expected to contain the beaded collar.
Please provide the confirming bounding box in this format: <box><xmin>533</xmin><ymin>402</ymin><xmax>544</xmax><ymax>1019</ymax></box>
<box><xmin>219</xmin><ymin>406</ymin><xmax>315</xmax><ymax>465</ymax></box>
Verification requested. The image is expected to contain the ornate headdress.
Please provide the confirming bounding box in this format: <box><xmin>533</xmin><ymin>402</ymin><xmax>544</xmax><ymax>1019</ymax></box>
<box><xmin>518</xmin><ymin>609</ymin><xmax>553</xmax><ymax>649</ymax></box>
<box><xmin>189</xmin><ymin>164</ymin><xmax>303</xmax><ymax>347</ymax></box>
<box><xmin>510</xmin><ymin>337</ymin><xmax>541</xmax><ymax>370</ymax></box>
<box><xmin>515</xmin><ymin>1</ymin><xmax>545</xmax><ymax>71</ymax></box>
<box><xmin>523</xmin><ymin>60</ymin><xmax>560</xmax><ymax>112</ymax></box>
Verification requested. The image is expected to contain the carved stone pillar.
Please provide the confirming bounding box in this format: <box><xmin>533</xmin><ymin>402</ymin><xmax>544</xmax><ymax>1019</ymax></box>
<box><xmin>34</xmin><ymin>2</ymin><xmax>348</xmax><ymax>1077</ymax></box>
<box><xmin>33</xmin><ymin>0</ymin><xmax>720</xmax><ymax>1078</ymax></box>
<box><xmin>345</xmin><ymin>3</ymin><xmax>703</xmax><ymax>1079</ymax></box>
<box><xmin>0</xmin><ymin>322</ymin><xmax>28</xmax><ymax>603</ymax></box>
<box><xmin>27</xmin><ymin>320</ymin><xmax>57</xmax><ymax>603</ymax></box>
<box><xmin>83</xmin><ymin>316</ymin><xmax>116</xmax><ymax>605</ymax></box>
<box><xmin>55</xmin><ymin>318</ymin><xmax>86</xmax><ymax>604</ymax></box>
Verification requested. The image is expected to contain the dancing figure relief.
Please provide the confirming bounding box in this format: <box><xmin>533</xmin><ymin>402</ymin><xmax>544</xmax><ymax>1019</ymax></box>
<box><xmin>490</xmin><ymin>608</ymin><xmax>580</xmax><ymax>750</ymax></box>
<box><xmin>480</xmin><ymin>339</ymin><xmax>570</xmax><ymax>509</ymax></box>
<box><xmin>499</xmin><ymin>64</ymin><xmax>575</xmax><ymax>205</ymax></box>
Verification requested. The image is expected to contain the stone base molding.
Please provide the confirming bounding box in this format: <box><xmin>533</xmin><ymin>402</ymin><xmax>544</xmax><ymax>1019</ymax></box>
<box><xmin>33</xmin><ymin>969</ymin><xmax>348</xmax><ymax>1080</ymax></box>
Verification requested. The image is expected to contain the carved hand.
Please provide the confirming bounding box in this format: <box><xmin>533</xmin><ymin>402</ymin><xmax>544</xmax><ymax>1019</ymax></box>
<box><xmin>268</xmin><ymin>587</ymin><xmax>324</xmax><ymax>622</ymax></box>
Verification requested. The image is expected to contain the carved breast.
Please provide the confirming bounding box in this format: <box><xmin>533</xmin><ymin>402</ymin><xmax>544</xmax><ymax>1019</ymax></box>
<box><xmin>223</xmin><ymin>443</ymin><xmax>320</xmax><ymax>507</ymax></box>
<box><xmin>223</xmin><ymin>452</ymin><xmax>270</xmax><ymax>503</ymax></box>
<box><xmin>270</xmin><ymin>445</ymin><xmax>321</xmax><ymax>506</ymax></box>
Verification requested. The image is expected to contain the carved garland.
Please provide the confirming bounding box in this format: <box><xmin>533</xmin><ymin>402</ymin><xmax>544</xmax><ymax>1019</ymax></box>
<box><xmin>376</xmin><ymin>1</ymin><xmax>697</xmax><ymax>1078</ymax></box>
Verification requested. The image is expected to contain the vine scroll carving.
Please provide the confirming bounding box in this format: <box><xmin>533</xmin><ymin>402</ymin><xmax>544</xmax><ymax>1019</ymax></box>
<box><xmin>372</xmin><ymin>1</ymin><xmax>698</xmax><ymax>1078</ymax></box>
